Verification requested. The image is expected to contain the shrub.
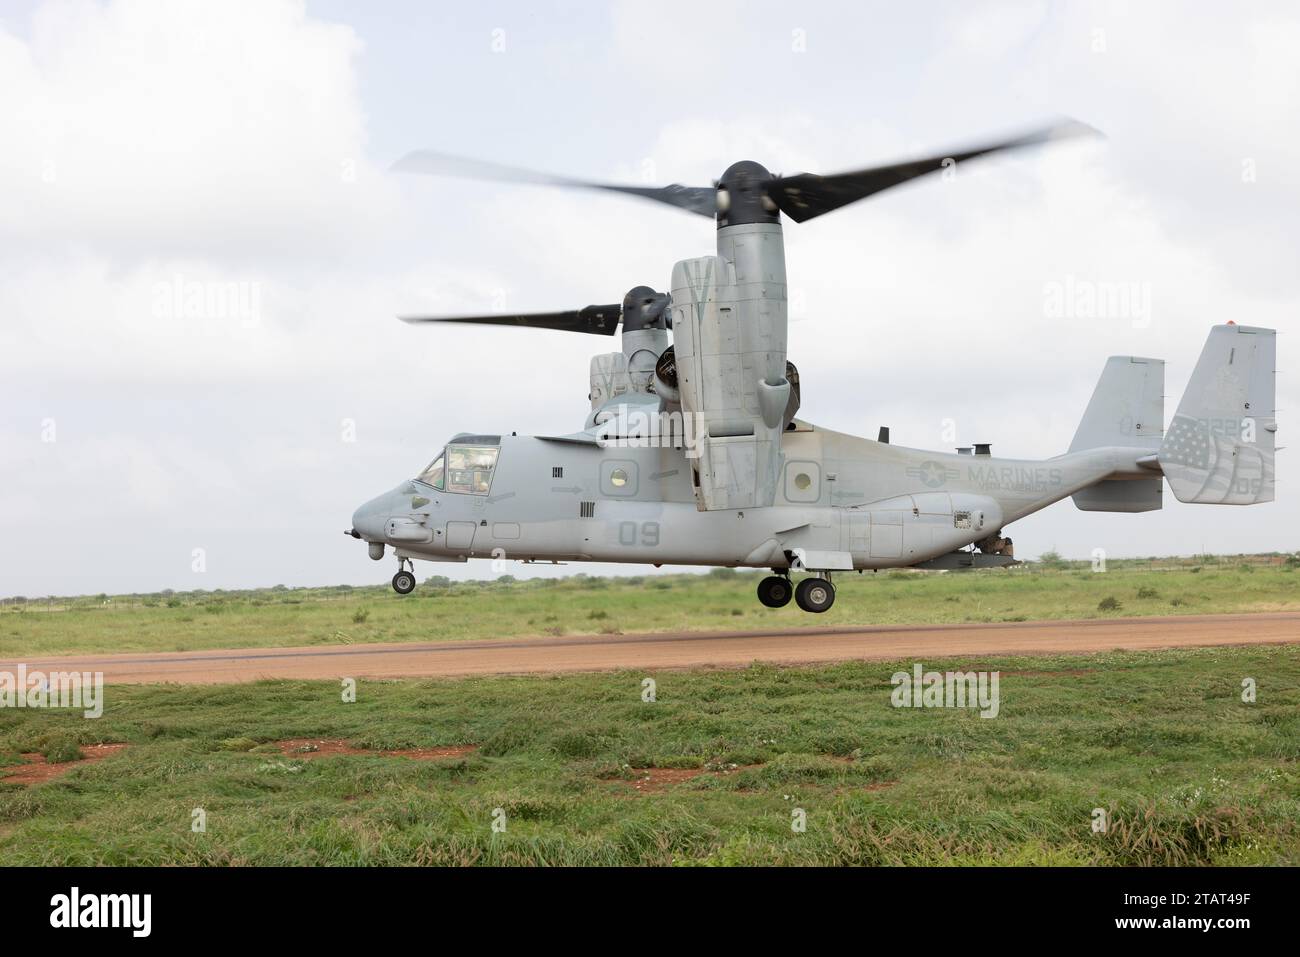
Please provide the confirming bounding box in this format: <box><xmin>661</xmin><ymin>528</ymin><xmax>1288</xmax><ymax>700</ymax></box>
<box><xmin>549</xmin><ymin>730</ymin><xmax>604</xmax><ymax>759</ymax></box>
<box><xmin>42</xmin><ymin>741</ymin><xmax>85</xmax><ymax>764</ymax></box>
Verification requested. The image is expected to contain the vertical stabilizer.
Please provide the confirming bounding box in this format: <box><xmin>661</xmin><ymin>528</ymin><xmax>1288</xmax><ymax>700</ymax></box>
<box><xmin>1069</xmin><ymin>356</ymin><xmax>1164</xmax><ymax>512</ymax></box>
<box><xmin>1159</xmin><ymin>324</ymin><xmax>1276</xmax><ymax>504</ymax></box>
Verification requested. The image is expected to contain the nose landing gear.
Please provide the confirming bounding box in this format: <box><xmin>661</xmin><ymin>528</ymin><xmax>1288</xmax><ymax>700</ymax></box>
<box><xmin>391</xmin><ymin>558</ymin><xmax>416</xmax><ymax>595</ymax></box>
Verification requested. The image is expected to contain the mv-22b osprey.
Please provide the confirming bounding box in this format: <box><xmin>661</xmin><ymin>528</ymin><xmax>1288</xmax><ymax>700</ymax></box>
<box><xmin>349</xmin><ymin>122</ymin><xmax>1278</xmax><ymax>613</ymax></box>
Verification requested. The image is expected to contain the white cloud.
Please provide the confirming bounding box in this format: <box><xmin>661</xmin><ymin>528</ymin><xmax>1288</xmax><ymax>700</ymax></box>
<box><xmin>0</xmin><ymin>0</ymin><xmax>396</xmax><ymax>261</ymax></box>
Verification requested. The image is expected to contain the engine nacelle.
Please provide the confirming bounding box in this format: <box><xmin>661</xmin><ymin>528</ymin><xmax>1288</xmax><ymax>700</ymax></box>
<box><xmin>670</xmin><ymin>222</ymin><xmax>789</xmax><ymax>511</ymax></box>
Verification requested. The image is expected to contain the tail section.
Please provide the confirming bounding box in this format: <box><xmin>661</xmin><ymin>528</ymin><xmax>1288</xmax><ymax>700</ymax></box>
<box><xmin>1069</xmin><ymin>355</ymin><xmax>1164</xmax><ymax>512</ymax></box>
<box><xmin>1159</xmin><ymin>324</ymin><xmax>1277</xmax><ymax>504</ymax></box>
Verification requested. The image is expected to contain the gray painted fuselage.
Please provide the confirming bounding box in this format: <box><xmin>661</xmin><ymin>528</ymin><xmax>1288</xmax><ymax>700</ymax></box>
<box><xmin>350</xmin><ymin>424</ymin><xmax>1148</xmax><ymax>572</ymax></box>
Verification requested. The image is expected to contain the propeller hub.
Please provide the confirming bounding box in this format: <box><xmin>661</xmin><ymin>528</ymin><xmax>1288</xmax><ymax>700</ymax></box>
<box><xmin>622</xmin><ymin>286</ymin><xmax>670</xmax><ymax>332</ymax></box>
<box><xmin>716</xmin><ymin>160</ymin><xmax>780</xmax><ymax>229</ymax></box>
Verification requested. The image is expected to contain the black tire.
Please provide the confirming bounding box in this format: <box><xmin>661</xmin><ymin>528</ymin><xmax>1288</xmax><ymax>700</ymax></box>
<box><xmin>757</xmin><ymin>575</ymin><xmax>793</xmax><ymax>608</ymax></box>
<box><xmin>392</xmin><ymin>570</ymin><xmax>416</xmax><ymax>595</ymax></box>
<box><xmin>795</xmin><ymin>577</ymin><xmax>835</xmax><ymax>613</ymax></box>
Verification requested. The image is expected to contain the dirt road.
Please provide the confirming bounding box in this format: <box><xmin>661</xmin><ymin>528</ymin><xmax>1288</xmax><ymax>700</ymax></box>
<box><xmin>3</xmin><ymin>612</ymin><xmax>1297</xmax><ymax>685</ymax></box>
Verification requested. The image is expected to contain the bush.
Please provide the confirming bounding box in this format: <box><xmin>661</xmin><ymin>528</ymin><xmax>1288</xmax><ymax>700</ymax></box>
<box><xmin>478</xmin><ymin>722</ymin><xmax>542</xmax><ymax>757</ymax></box>
<box><xmin>1098</xmin><ymin>596</ymin><xmax>1123</xmax><ymax>612</ymax></box>
<box><xmin>41</xmin><ymin>741</ymin><xmax>85</xmax><ymax>764</ymax></box>
<box><xmin>1136</xmin><ymin>586</ymin><xmax>1159</xmax><ymax>599</ymax></box>
<box><xmin>549</xmin><ymin>730</ymin><xmax>604</xmax><ymax>759</ymax></box>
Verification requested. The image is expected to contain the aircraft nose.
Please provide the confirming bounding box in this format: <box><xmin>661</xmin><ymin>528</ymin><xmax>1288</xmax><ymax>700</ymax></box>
<box><xmin>351</xmin><ymin>493</ymin><xmax>392</xmax><ymax>541</ymax></box>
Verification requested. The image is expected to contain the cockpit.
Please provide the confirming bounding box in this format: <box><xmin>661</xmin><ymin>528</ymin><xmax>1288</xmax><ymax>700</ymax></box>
<box><xmin>417</xmin><ymin>434</ymin><xmax>501</xmax><ymax>495</ymax></box>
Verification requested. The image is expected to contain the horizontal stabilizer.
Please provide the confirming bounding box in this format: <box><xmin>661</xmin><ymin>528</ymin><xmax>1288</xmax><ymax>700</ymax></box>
<box><xmin>1073</xmin><ymin>478</ymin><xmax>1162</xmax><ymax>513</ymax></box>
<box><xmin>1159</xmin><ymin>324</ymin><xmax>1276</xmax><ymax>504</ymax></box>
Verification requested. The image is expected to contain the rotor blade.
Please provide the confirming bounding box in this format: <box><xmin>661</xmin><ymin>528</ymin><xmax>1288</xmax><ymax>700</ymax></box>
<box><xmin>391</xmin><ymin>150</ymin><xmax>717</xmax><ymax>218</ymax></box>
<box><xmin>399</xmin><ymin>304</ymin><xmax>623</xmax><ymax>336</ymax></box>
<box><xmin>766</xmin><ymin>119</ymin><xmax>1098</xmax><ymax>223</ymax></box>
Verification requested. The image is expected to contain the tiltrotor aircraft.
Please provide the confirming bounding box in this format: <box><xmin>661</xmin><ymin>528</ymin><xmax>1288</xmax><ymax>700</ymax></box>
<box><xmin>348</xmin><ymin>122</ymin><xmax>1278</xmax><ymax>613</ymax></box>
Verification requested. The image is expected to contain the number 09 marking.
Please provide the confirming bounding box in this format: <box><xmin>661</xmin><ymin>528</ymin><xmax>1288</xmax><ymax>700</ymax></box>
<box><xmin>618</xmin><ymin>521</ymin><xmax>660</xmax><ymax>547</ymax></box>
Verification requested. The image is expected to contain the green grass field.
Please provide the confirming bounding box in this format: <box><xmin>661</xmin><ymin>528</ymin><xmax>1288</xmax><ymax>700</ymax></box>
<box><xmin>2</xmin><ymin>645</ymin><xmax>1298</xmax><ymax>865</ymax></box>
<box><xmin>3</xmin><ymin>554</ymin><xmax>1298</xmax><ymax>657</ymax></box>
<box><xmin>2</xmin><ymin>554</ymin><xmax>1297</xmax><ymax>865</ymax></box>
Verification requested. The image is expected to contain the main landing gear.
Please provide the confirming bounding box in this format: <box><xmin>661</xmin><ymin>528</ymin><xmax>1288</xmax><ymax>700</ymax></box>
<box><xmin>391</xmin><ymin>558</ymin><xmax>416</xmax><ymax>595</ymax></box>
<box><xmin>757</xmin><ymin>571</ymin><xmax>835</xmax><ymax>613</ymax></box>
<box><xmin>757</xmin><ymin>575</ymin><xmax>793</xmax><ymax>608</ymax></box>
<box><xmin>795</xmin><ymin>576</ymin><xmax>835</xmax><ymax>613</ymax></box>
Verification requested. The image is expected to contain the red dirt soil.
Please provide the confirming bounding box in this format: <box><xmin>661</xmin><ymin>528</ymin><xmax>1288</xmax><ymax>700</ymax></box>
<box><xmin>618</xmin><ymin>763</ymin><xmax>762</xmax><ymax>793</ymax></box>
<box><xmin>4</xmin><ymin>612</ymin><xmax>1295</xmax><ymax>686</ymax></box>
<box><xmin>275</xmin><ymin>738</ymin><xmax>476</xmax><ymax>760</ymax></box>
<box><xmin>1</xmin><ymin>743</ymin><xmax>129</xmax><ymax>787</ymax></box>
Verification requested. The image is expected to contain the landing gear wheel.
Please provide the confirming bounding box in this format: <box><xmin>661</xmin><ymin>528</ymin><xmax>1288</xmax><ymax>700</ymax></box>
<box><xmin>795</xmin><ymin>577</ymin><xmax>835</xmax><ymax>613</ymax></box>
<box><xmin>391</xmin><ymin>570</ymin><xmax>416</xmax><ymax>595</ymax></box>
<box><xmin>757</xmin><ymin>575</ymin><xmax>793</xmax><ymax>608</ymax></box>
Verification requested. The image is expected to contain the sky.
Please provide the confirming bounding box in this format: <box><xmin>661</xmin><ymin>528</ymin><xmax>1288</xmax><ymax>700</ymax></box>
<box><xmin>1</xmin><ymin>0</ymin><xmax>1296</xmax><ymax>597</ymax></box>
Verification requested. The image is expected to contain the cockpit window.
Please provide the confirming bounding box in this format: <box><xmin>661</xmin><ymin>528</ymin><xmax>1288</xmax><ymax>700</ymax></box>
<box><xmin>446</xmin><ymin>445</ymin><xmax>499</xmax><ymax>495</ymax></box>
<box><xmin>417</xmin><ymin>451</ymin><xmax>445</xmax><ymax>490</ymax></box>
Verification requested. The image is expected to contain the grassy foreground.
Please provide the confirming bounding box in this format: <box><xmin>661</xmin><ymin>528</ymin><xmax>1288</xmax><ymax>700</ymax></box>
<box><xmin>3</xmin><ymin>555</ymin><xmax>1299</xmax><ymax>657</ymax></box>
<box><xmin>2</xmin><ymin>644</ymin><xmax>1298</xmax><ymax>865</ymax></box>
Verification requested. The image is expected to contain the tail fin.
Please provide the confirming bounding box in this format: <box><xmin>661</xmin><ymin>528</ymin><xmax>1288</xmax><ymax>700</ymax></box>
<box><xmin>1159</xmin><ymin>324</ymin><xmax>1277</xmax><ymax>504</ymax></box>
<box><xmin>1069</xmin><ymin>356</ymin><xmax>1164</xmax><ymax>512</ymax></box>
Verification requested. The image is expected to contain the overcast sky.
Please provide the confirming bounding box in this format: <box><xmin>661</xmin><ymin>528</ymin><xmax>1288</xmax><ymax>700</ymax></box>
<box><xmin>2</xmin><ymin>0</ymin><xmax>1296</xmax><ymax>597</ymax></box>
